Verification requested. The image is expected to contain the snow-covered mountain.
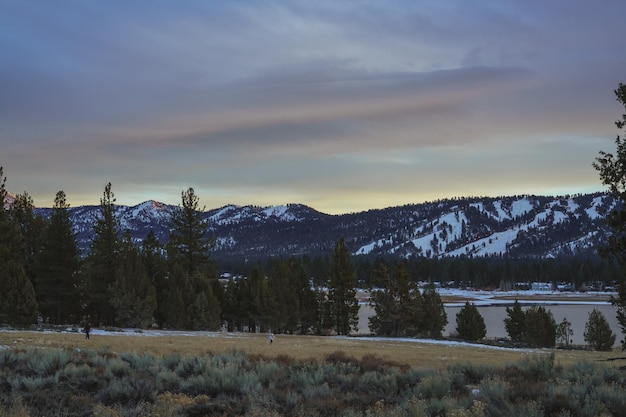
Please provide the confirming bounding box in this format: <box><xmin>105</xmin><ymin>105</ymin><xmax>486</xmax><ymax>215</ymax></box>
<box><xmin>31</xmin><ymin>193</ymin><xmax>614</xmax><ymax>260</ymax></box>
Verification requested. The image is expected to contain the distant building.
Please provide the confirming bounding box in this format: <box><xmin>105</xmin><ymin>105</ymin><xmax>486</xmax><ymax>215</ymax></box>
<box><xmin>531</xmin><ymin>282</ymin><xmax>553</xmax><ymax>292</ymax></box>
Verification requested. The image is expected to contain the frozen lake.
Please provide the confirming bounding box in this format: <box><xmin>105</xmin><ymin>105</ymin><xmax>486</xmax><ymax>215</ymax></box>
<box><xmin>358</xmin><ymin>297</ymin><xmax>621</xmax><ymax>346</ymax></box>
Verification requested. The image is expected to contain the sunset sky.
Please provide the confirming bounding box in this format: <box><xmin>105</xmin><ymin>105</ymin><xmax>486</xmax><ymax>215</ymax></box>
<box><xmin>2</xmin><ymin>1</ymin><xmax>625</xmax><ymax>214</ymax></box>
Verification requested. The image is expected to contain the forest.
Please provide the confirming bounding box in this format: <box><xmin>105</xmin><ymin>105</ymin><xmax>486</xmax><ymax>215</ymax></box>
<box><xmin>0</xmin><ymin>165</ymin><xmax>622</xmax><ymax>335</ymax></box>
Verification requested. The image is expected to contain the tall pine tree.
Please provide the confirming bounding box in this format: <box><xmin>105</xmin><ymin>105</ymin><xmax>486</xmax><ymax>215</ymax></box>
<box><xmin>34</xmin><ymin>191</ymin><xmax>81</xmax><ymax>324</ymax></box>
<box><xmin>420</xmin><ymin>282</ymin><xmax>448</xmax><ymax>338</ymax></box>
<box><xmin>110</xmin><ymin>231</ymin><xmax>157</xmax><ymax>328</ymax></box>
<box><xmin>0</xmin><ymin>167</ymin><xmax>38</xmax><ymax>326</ymax></box>
<box><xmin>83</xmin><ymin>182</ymin><xmax>121</xmax><ymax>326</ymax></box>
<box><xmin>593</xmin><ymin>82</ymin><xmax>626</xmax><ymax>349</ymax></box>
<box><xmin>142</xmin><ymin>230</ymin><xmax>168</xmax><ymax>328</ymax></box>
<box><xmin>327</xmin><ymin>238</ymin><xmax>359</xmax><ymax>335</ymax></box>
<box><xmin>369</xmin><ymin>262</ymin><xmax>424</xmax><ymax>337</ymax></box>
<box><xmin>504</xmin><ymin>299</ymin><xmax>526</xmax><ymax>343</ymax></box>
<box><xmin>168</xmin><ymin>187</ymin><xmax>214</xmax><ymax>276</ymax></box>
<box><xmin>167</xmin><ymin>188</ymin><xmax>221</xmax><ymax>329</ymax></box>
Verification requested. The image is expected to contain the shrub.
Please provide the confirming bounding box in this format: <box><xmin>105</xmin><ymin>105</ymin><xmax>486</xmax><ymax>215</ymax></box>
<box><xmin>97</xmin><ymin>377</ymin><xmax>156</xmax><ymax>405</ymax></box>
<box><xmin>416</xmin><ymin>374</ymin><xmax>451</xmax><ymax>399</ymax></box>
<box><xmin>0</xmin><ymin>396</ymin><xmax>30</xmax><ymax>417</ymax></box>
<box><xmin>155</xmin><ymin>369</ymin><xmax>181</xmax><ymax>392</ymax></box>
<box><xmin>24</xmin><ymin>348</ymin><xmax>71</xmax><ymax>377</ymax></box>
<box><xmin>448</xmin><ymin>362</ymin><xmax>494</xmax><ymax>385</ymax></box>
<box><xmin>517</xmin><ymin>353</ymin><xmax>558</xmax><ymax>381</ymax></box>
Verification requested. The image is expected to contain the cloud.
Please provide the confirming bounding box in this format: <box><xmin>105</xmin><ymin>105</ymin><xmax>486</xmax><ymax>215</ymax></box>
<box><xmin>1</xmin><ymin>0</ymin><xmax>625</xmax><ymax>213</ymax></box>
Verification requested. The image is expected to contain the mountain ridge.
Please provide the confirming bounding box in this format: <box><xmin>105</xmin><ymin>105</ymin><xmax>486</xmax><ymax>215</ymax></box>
<box><xmin>24</xmin><ymin>192</ymin><xmax>614</xmax><ymax>260</ymax></box>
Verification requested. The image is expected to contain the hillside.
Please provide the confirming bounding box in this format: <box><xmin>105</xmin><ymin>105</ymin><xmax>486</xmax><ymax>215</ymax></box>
<box><xmin>30</xmin><ymin>192</ymin><xmax>614</xmax><ymax>260</ymax></box>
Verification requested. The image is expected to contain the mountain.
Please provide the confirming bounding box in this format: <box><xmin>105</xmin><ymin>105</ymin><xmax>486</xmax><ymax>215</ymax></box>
<box><xmin>29</xmin><ymin>192</ymin><xmax>615</xmax><ymax>260</ymax></box>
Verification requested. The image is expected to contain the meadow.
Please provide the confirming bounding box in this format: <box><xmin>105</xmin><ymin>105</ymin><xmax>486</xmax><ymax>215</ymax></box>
<box><xmin>2</xmin><ymin>329</ymin><xmax>626</xmax><ymax>416</ymax></box>
<box><xmin>2</xmin><ymin>329</ymin><xmax>625</xmax><ymax>370</ymax></box>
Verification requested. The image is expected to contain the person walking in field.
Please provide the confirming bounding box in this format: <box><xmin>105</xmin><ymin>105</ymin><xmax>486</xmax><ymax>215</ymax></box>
<box><xmin>84</xmin><ymin>323</ymin><xmax>91</xmax><ymax>339</ymax></box>
<box><xmin>268</xmin><ymin>332</ymin><xmax>274</xmax><ymax>345</ymax></box>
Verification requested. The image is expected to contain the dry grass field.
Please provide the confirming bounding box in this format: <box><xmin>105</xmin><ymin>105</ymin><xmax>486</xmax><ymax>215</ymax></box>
<box><xmin>2</xmin><ymin>329</ymin><xmax>625</xmax><ymax>371</ymax></box>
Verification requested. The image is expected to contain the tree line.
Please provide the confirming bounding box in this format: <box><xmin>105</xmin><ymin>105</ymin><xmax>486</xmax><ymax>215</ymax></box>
<box><xmin>0</xmin><ymin>172</ymin><xmax>362</xmax><ymax>335</ymax></box>
<box><xmin>1</xmin><ymin>168</ymin><xmax>625</xmax><ymax>350</ymax></box>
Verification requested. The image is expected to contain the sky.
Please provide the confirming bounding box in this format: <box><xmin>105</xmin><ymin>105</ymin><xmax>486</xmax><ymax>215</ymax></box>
<box><xmin>1</xmin><ymin>1</ymin><xmax>625</xmax><ymax>214</ymax></box>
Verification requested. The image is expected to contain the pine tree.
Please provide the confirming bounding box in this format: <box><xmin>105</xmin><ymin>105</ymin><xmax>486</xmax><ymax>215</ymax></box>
<box><xmin>161</xmin><ymin>262</ymin><xmax>190</xmax><ymax>329</ymax></box>
<box><xmin>504</xmin><ymin>299</ymin><xmax>526</xmax><ymax>343</ymax></box>
<box><xmin>141</xmin><ymin>230</ymin><xmax>168</xmax><ymax>328</ymax></box>
<box><xmin>0</xmin><ymin>262</ymin><xmax>38</xmax><ymax>326</ymax></box>
<box><xmin>188</xmin><ymin>270</ymin><xmax>221</xmax><ymax>330</ymax></box>
<box><xmin>369</xmin><ymin>262</ymin><xmax>423</xmax><ymax>337</ymax></box>
<box><xmin>168</xmin><ymin>187</ymin><xmax>214</xmax><ymax>276</ymax></box>
<box><xmin>420</xmin><ymin>282</ymin><xmax>448</xmax><ymax>338</ymax></box>
<box><xmin>584</xmin><ymin>308</ymin><xmax>616</xmax><ymax>351</ymax></box>
<box><xmin>327</xmin><ymin>238</ymin><xmax>359</xmax><ymax>335</ymax></box>
<box><xmin>0</xmin><ymin>167</ymin><xmax>38</xmax><ymax>326</ymax></box>
<box><xmin>613</xmin><ymin>283</ymin><xmax>626</xmax><ymax>350</ymax></box>
<box><xmin>245</xmin><ymin>267</ymin><xmax>277</xmax><ymax>332</ymax></box>
<box><xmin>33</xmin><ymin>191</ymin><xmax>81</xmax><ymax>324</ymax></box>
<box><xmin>289</xmin><ymin>257</ymin><xmax>318</xmax><ymax>334</ymax></box>
<box><xmin>368</xmin><ymin>263</ymin><xmax>397</xmax><ymax>336</ymax></box>
<box><xmin>455</xmin><ymin>301</ymin><xmax>486</xmax><ymax>342</ymax></box>
<box><xmin>110</xmin><ymin>231</ymin><xmax>157</xmax><ymax>328</ymax></box>
<box><xmin>165</xmin><ymin>188</ymin><xmax>221</xmax><ymax>329</ymax></box>
<box><xmin>83</xmin><ymin>182</ymin><xmax>121</xmax><ymax>326</ymax></box>
<box><xmin>11</xmin><ymin>192</ymin><xmax>45</xmax><ymax>287</ymax></box>
<box><xmin>593</xmin><ymin>82</ymin><xmax>626</xmax><ymax>350</ymax></box>
<box><xmin>268</xmin><ymin>259</ymin><xmax>300</xmax><ymax>333</ymax></box>
<box><xmin>522</xmin><ymin>306</ymin><xmax>556</xmax><ymax>348</ymax></box>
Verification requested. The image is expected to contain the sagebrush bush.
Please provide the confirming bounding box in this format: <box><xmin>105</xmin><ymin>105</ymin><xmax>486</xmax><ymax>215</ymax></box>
<box><xmin>449</xmin><ymin>362</ymin><xmax>495</xmax><ymax>385</ymax></box>
<box><xmin>25</xmin><ymin>348</ymin><xmax>70</xmax><ymax>377</ymax></box>
<box><xmin>155</xmin><ymin>369</ymin><xmax>181</xmax><ymax>392</ymax></box>
<box><xmin>416</xmin><ymin>374</ymin><xmax>451</xmax><ymax>399</ymax></box>
<box><xmin>253</xmin><ymin>360</ymin><xmax>280</xmax><ymax>387</ymax></box>
<box><xmin>1</xmin><ymin>345</ymin><xmax>626</xmax><ymax>417</ymax></box>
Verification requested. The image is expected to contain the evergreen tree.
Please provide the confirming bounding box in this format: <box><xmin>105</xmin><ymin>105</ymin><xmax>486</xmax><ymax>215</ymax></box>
<box><xmin>0</xmin><ymin>167</ymin><xmax>38</xmax><ymax>326</ymax></box>
<box><xmin>327</xmin><ymin>238</ymin><xmax>359</xmax><ymax>335</ymax></box>
<box><xmin>368</xmin><ymin>263</ymin><xmax>397</xmax><ymax>336</ymax></box>
<box><xmin>141</xmin><ymin>230</ymin><xmax>168</xmax><ymax>328</ymax></box>
<box><xmin>161</xmin><ymin>262</ymin><xmax>190</xmax><ymax>329</ymax></box>
<box><xmin>504</xmin><ymin>299</ymin><xmax>526</xmax><ymax>343</ymax></box>
<box><xmin>455</xmin><ymin>301</ymin><xmax>486</xmax><ymax>342</ymax></box>
<box><xmin>613</xmin><ymin>282</ymin><xmax>626</xmax><ymax>350</ymax></box>
<box><xmin>593</xmin><ymin>82</ymin><xmax>626</xmax><ymax>350</ymax></box>
<box><xmin>522</xmin><ymin>306</ymin><xmax>556</xmax><ymax>348</ymax></box>
<box><xmin>420</xmin><ymin>282</ymin><xmax>447</xmax><ymax>338</ymax></box>
<box><xmin>584</xmin><ymin>308</ymin><xmax>616</xmax><ymax>351</ymax></box>
<box><xmin>0</xmin><ymin>262</ymin><xmax>38</xmax><ymax>326</ymax></box>
<box><xmin>369</xmin><ymin>262</ymin><xmax>423</xmax><ymax>337</ymax></box>
<box><xmin>289</xmin><ymin>257</ymin><xmax>318</xmax><ymax>334</ymax></box>
<box><xmin>83</xmin><ymin>182</ymin><xmax>121</xmax><ymax>326</ymax></box>
<box><xmin>188</xmin><ymin>269</ymin><xmax>222</xmax><ymax>330</ymax></box>
<box><xmin>33</xmin><ymin>191</ymin><xmax>80</xmax><ymax>324</ymax></box>
<box><xmin>268</xmin><ymin>259</ymin><xmax>300</xmax><ymax>333</ymax></box>
<box><xmin>165</xmin><ymin>188</ymin><xmax>221</xmax><ymax>330</ymax></box>
<box><xmin>110</xmin><ymin>231</ymin><xmax>157</xmax><ymax>328</ymax></box>
<box><xmin>221</xmin><ymin>278</ymin><xmax>240</xmax><ymax>332</ymax></box>
<box><xmin>11</xmin><ymin>192</ymin><xmax>44</xmax><ymax>286</ymax></box>
<box><xmin>246</xmin><ymin>267</ymin><xmax>277</xmax><ymax>332</ymax></box>
<box><xmin>168</xmin><ymin>187</ymin><xmax>214</xmax><ymax>276</ymax></box>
